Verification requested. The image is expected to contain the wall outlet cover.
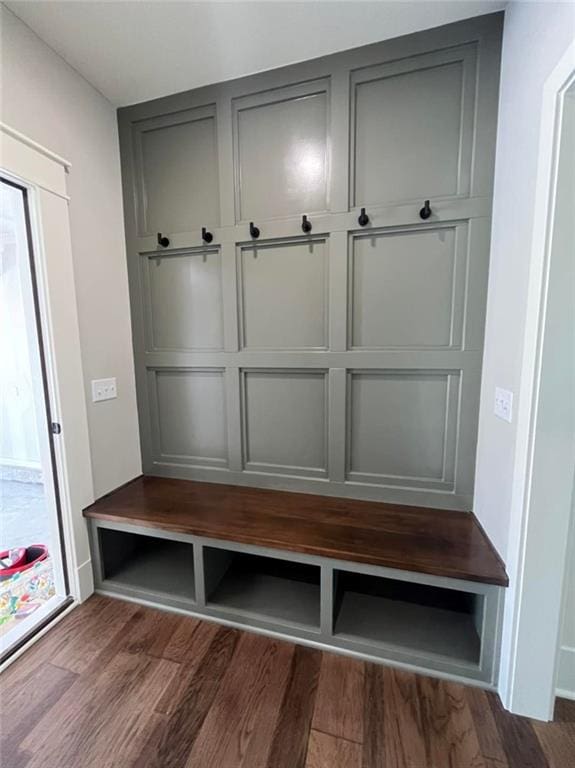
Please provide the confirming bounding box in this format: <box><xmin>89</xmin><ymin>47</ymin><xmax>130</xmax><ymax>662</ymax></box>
<box><xmin>92</xmin><ymin>377</ymin><xmax>117</xmax><ymax>403</ymax></box>
<box><xmin>494</xmin><ymin>387</ymin><xmax>513</xmax><ymax>423</ymax></box>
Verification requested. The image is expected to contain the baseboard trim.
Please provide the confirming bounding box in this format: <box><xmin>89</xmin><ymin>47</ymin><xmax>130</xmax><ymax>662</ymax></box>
<box><xmin>556</xmin><ymin>645</ymin><xmax>575</xmax><ymax>700</ymax></box>
<box><xmin>556</xmin><ymin>688</ymin><xmax>575</xmax><ymax>701</ymax></box>
<box><xmin>75</xmin><ymin>557</ymin><xmax>95</xmax><ymax>602</ymax></box>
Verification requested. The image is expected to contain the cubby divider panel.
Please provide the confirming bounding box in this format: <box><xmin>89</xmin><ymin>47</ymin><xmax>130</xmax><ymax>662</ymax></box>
<box><xmin>98</xmin><ymin>527</ymin><xmax>196</xmax><ymax>604</ymax></box>
<box><xmin>334</xmin><ymin>570</ymin><xmax>483</xmax><ymax>666</ymax></box>
<box><xmin>204</xmin><ymin>547</ymin><xmax>321</xmax><ymax>631</ymax></box>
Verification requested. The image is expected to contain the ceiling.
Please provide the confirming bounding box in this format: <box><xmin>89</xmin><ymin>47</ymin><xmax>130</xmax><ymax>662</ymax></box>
<box><xmin>5</xmin><ymin>1</ymin><xmax>506</xmax><ymax>107</ymax></box>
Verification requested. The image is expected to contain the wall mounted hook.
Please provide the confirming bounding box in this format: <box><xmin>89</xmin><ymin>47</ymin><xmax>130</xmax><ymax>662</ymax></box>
<box><xmin>157</xmin><ymin>232</ymin><xmax>170</xmax><ymax>248</ymax></box>
<box><xmin>249</xmin><ymin>222</ymin><xmax>260</xmax><ymax>239</ymax></box>
<box><xmin>202</xmin><ymin>227</ymin><xmax>213</xmax><ymax>244</ymax></box>
<box><xmin>419</xmin><ymin>200</ymin><xmax>432</xmax><ymax>220</ymax></box>
<box><xmin>302</xmin><ymin>214</ymin><xmax>312</xmax><ymax>234</ymax></box>
<box><xmin>358</xmin><ymin>207</ymin><xmax>369</xmax><ymax>227</ymax></box>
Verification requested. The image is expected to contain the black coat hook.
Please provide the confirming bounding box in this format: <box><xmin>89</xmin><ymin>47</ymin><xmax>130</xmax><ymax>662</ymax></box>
<box><xmin>202</xmin><ymin>227</ymin><xmax>213</xmax><ymax>244</ymax></box>
<box><xmin>249</xmin><ymin>222</ymin><xmax>260</xmax><ymax>239</ymax></box>
<box><xmin>358</xmin><ymin>207</ymin><xmax>369</xmax><ymax>227</ymax></box>
<box><xmin>157</xmin><ymin>232</ymin><xmax>170</xmax><ymax>248</ymax></box>
<box><xmin>419</xmin><ymin>200</ymin><xmax>432</xmax><ymax>220</ymax></box>
<box><xmin>302</xmin><ymin>215</ymin><xmax>312</xmax><ymax>234</ymax></box>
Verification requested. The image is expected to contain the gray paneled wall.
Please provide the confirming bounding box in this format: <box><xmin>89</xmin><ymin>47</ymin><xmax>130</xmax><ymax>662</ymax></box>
<box><xmin>119</xmin><ymin>13</ymin><xmax>503</xmax><ymax>510</ymax></box>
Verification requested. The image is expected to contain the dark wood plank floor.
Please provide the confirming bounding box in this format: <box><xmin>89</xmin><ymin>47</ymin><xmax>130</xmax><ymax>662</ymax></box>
<box><xmin>84</xmin><ymin>476</ymin><xmax>508</xmax><ymax>585</ymax></box>
<box><xmin>2</xmin><ymin>597</ymin><xmax>572</xmax><ymax>768</ymax></box>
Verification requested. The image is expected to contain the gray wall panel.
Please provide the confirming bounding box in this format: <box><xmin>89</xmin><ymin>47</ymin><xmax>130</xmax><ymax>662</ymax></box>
<box><xmin>238</xmin><ymin>237</ymin><xmax>329</xmax><ymax>350</ymax></box>
<box><xmin>143</xmin><ymin>247</ymin><xmax>224</xmax><ymax>351</ymax></box>
<box><xmin>349</xmin><ymin>224</ymin><xmax>466</xmax><ymax>349</ymax></box>
<box><xmin>242</xmin><ymin>369</ymin><xmax>328</xmax><ymax>477</ymax></box>
<box><xmin>347</xmin><ymin>370</ymin><xmax>459</xmax><ymax>488</ymax></box>
<box><xmin>134</xmin><ymin>106</ymin><xmax>220</xmax><ymax>235</ymax></box>
<box><xmin>119</xmin><ymin>14</ymin><xmax>503</xmax><ymax>510</ymax></box>
<box><xmin>351</xmin><ymin>44</ymin><xmax>476</xmax><ymax>207</ymax></box>
<box><xmin>150</xmin><ymin>368</ymin><xmax>227</xmax><ymax>465</ymax></box>
<box><xmin>233</xmin><ymin>80</ymin><xmax>330</xmax><ymax>221</ymax></box>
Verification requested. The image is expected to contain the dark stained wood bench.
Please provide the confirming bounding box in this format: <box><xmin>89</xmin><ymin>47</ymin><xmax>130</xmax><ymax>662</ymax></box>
<box><xmin>84</xmin><ymin>475</ymin><xmax>507</xmax><ymax>586</ymax></box>
<box><xmin>84</xmin><ymin>476</ymin><xmax>507</xmax><ymax>687</ymax></box>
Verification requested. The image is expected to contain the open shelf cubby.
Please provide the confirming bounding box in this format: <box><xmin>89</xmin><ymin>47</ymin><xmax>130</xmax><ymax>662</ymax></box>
<box><xmin>86</xmin><ymin>477</ymin><xmax>507</xmax><ymax>685</ymax></box>
<box><xmin>98</xmin><ymin>527</ymin><xmax>196</xmax><ymax>605</ymax></box>
<box><xmin>333</xmin><ymin>570</ymin><xmax>483</xmax><ymax>665</ymax></box>
<box><xmin>204</xmin><ymin>547</ymin><xmax>321</xmax><ymax>632</ymax></box>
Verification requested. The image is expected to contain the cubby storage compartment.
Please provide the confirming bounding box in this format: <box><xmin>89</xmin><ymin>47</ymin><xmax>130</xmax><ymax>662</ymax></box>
<box><xmin>334</xmin><ymin>571</ymin><xmax>483</xmax><ymax>665</ymax></box>
<box><xmin>87</xmin><ymin>474</ymin><xmax>506</xmax><ymax>686</ymax></box>
<box><xmin>98</xmin><ymin>528</ymin><xmax>195</xmax><ymax>605</ymax></box>
<box><xmin>204</xmin><ymin>548</ymin><xmax>321</xmax><ymax>631</ymax></box>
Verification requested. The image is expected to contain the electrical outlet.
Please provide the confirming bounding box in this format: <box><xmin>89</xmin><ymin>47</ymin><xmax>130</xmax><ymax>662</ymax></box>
<box><xmin>494</xmin><ymin>387</ymin><xmax>513</xmax><ymax>423</ymax></box>
<box><xmin>92</xmin><ymin>377</ymin><xmax>117</xmax><ymax>403</ymax></box>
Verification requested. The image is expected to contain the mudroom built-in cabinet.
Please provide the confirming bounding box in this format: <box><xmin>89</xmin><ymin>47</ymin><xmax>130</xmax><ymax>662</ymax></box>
<box><xmin>94</xmin><ymin>12</ymin><xmax>507</xmax><ymax>688</ymax></box>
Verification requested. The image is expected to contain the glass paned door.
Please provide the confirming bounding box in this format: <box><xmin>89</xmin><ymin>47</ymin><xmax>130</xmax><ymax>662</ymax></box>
<box><xmin>0</xmin><ymin>177</ymin><xmax>69</xmax><ymax>658</ymax></box>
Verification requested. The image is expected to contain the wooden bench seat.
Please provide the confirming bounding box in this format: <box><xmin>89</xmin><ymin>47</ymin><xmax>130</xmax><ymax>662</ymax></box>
<box><xmin>84</xmin><ymin>475</ymin><xmax>508</xmax><ymax>587</ymax></box>
<box><xmin>84</xmin><ymin>476</ymin><xmax>507</xmax><ymax>685</ymax></box>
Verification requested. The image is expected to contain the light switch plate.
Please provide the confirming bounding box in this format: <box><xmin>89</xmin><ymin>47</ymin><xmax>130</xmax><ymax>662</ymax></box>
<box><xmin>92</xmin><ymin>377</ymin><xmax>117</xmax><ymax>402</ymax></box>
<box><xmin>494</xmin><ymin>387</ymin><xmax>513</xmax><ymax>422</ymax></box>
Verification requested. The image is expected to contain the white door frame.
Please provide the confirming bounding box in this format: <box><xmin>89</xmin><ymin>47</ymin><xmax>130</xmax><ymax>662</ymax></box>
<box><xmin>499</xmin><ymin>41</ymin><xmax>575</xmax><ymax>720</ymax></box>
<box><xmin>0</xmin><ymin>124</ymin><xmax>95</xmax><ymax>611</ymax></box>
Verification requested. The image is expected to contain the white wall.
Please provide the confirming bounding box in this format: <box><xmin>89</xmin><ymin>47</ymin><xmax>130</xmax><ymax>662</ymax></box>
<box><xmin>474</xmin><ymin>2</ymin><xmax>575</xmax><ymax>557</ymax></box>
<box><xmin>474</xmin><ymin>1</ymin><xmax>575</xmax><ymax>716</ymax></box>
<box><xmin>556</xmin><ymin>90</ymin><xmax>575</xmax><ymax>699</ymax></box>
<box><xmin>0</xmin><ymin>4</ymin><xmax>141</xmax><ymax>498</ymax></box>
<box><xmin>559</xmin><ymin>495</ymin><xmax>575</xmax><ymax>696</ymax></box>
<box><xmin>560</xmin><ymin>562</ymin><xmax>575</xmax><ymax>697</ymax></box>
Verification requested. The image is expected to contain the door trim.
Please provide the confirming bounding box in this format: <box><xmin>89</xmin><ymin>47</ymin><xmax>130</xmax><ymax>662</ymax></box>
<box><xmin>1</xmin><ymin>123</ymin><xmax>95</xmax><ymax>615</ymax></box>
<box><xmin>498</xmin><ymin>41</ymin><xmax>575</xmax><ymax>720</ymax></box>
<box><xmin>1</xmin><ymin>176</ymin><xmax>70</xmax><ymax>597</ymax></box>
